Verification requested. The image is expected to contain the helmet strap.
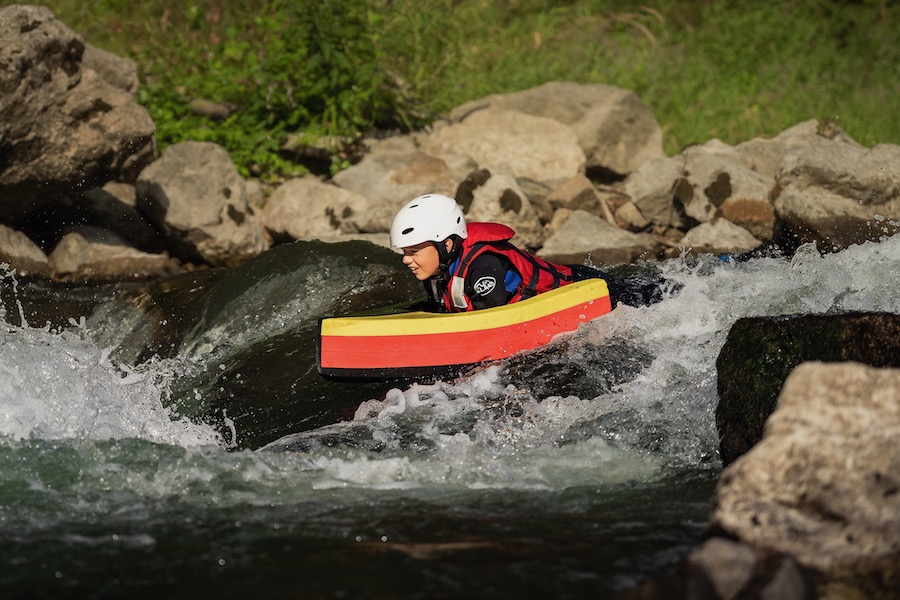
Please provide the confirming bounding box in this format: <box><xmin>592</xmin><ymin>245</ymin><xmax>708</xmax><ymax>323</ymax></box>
<box><xmin>435</xmin><ymin>236</ymin><xmax>462</xmax><ymax>269</ymax></box>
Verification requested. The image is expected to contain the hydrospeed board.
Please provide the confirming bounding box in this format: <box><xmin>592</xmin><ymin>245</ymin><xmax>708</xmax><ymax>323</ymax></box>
<box><xmin>317</xmin><ymin>278</ymin><xmax>612</xmax><ymax>380</ymax></box>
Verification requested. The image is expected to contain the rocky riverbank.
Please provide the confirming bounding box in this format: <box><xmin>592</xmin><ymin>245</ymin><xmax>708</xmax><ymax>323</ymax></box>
<box><xmin>2</xmin><ymin>5</ymin><xmax>899</xmax><ymax>598</ymax></box>
<box><xmin>3</xmin><ymin>4</ymin><xmax>900</xmax><ymax>284</ymax></box>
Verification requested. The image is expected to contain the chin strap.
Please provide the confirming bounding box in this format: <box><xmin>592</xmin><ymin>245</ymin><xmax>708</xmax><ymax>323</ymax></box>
<box><xmin>435</xmin><ymin>236</ymin><xmax>467</xmax><ymax>309</ymax></box>
<box><xmin>435</xmin><ymin>236</ymin><xmax>461</xmax><ymax>267</ymax></box>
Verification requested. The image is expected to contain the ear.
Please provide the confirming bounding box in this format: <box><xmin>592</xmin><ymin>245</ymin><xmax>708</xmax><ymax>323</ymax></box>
<box><xmin>444</xmin><ymin>238</ymin><xmax>454</xmax><ymax>253</ymax></box>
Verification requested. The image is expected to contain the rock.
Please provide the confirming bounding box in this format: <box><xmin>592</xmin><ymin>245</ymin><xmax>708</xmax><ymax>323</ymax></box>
<box><xmin>189</xmin><ymin>98</ymin><xmax>234</xmax><ymax>121</ymax></box>
<box><xmin>623</xmin><ymin>155</ymin><xmax>685</xmax><ymax>228</ymax></box>
<box><xmin>685</xmin><ymin>537</ymin><xmax>815</xmax><ymax>600</ymax></box>
<box><xmin>719</xmin><ymin>198</ymin><xmax>777</xmax><ymax>243</ymax></box>
<box><xmin>735</xmin><ymin>118</ymin><xmax>859</xmax><ymax>179</ymax></box>
<box><xmin>710</xmin><ymin>362</ymin><xmax>900</xmax><ymax>598</ymax></box>
<box><xmin>538</xmin><ymin>174</ymin><xmax>614</xmax><ymax>225</ymax></box>
<box><xmin>679</xmin><ymin>218</ymin><xmax>762</xmax><ymax>255</ymax></box>
<box><xmin>81</xmin><ymin>182</ymin><xmax>166</xmax><ymax>252</ymax></box>
<box><xmin>449</xmin><ymin>81</ymin><xmax>664</xmax><ymax>177</ymax></box>
<box><xmin>774</xmin><ymin>140</ymin><xmax>900</xmax><ymax>250</ymax></box>
<box><xmin>621</xmin><ymin>536</ymin><xmax>816</xmax><ymax>600</ymax></box>
<box><xmin>615</xmin><ymin>201</ymin><xmax>651</xmax><ymax>232</ymax></box>
<box><xmin>463</xmin><ymin>167</ymin><xmax>545</xmax><ymax>249</ymax></box>
<box><xmin>135</xmin><ymin>142</ymin><xmax>269</xmax><ymax>267</ymax></box>
<box><xmin>715</xmin><ymin>312</ymin><xmax>900</xmax><ymax>466</ymax></box>
<box><xmin>676</xmin><ymin>141</ymin><xmax>777</xmax><ymax>238</ymax></box>
<box><xmin>81</xmin><ymin>43</ymin><xmax>139</xmax><ymax>94</ymax></box>
<box><xmin>262</xmin><ymin>176</ymin><xmax>371</xmax><ymax>242</ymax></box>
<box><xmin>0</xmin><ymin>5</ymin><xmax>156</xmax><ymax>224</ymax></box>
<box><xmin>48</xmin><ymin>226</ymin><xmax>179</xmax><ymax>281</ymax></box>
<box><xmin>0</xmin><ymin>224</ymin><xmax>50</xmax><ymax>278</ymax></box>
<box><xmin>418</xmin><ymin>108</ymin><xmax>586</xmax><ymax>186</ymax></box>
<box><xmin>537</xmin><ymin>209</ymin><xmax>660</xmax><ymax>265</ymax></box>
<box><xmin>331</xmin><ymin>136</ymin><xmax>475</xmax><ymax>232</ymax></box>
<box><xmin>686</xmin><ymin>537</ymin><xmax>759</xmax><ymax>599</ymax></box>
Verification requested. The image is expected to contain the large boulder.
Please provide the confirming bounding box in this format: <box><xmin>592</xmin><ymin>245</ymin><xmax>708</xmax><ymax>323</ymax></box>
<box><xmin>135</xmin><ymin>142</ymin><xmax>268</xmax><ymax>267</ymax></box>
<box><xmin>734</xmin><ymin>118</ymin><xmax>859</xmax><ymax>179</ymax></box>
<box><xmin>774</xmin><ymin>139</ymin><xmax>900</xmax><ymax>249</ymax></box>
<box><xmin>331</xmin><ymin>136</ymin><xmax>476</xmax><ymax>232</ymax></box>
<box><xmin>418</xmin><ymin>108</ymin><xmax>586</xmax><ymax>187</ymax></box>
<box><xmin>0</xmin><ymin>5</ymin><xmax>155</xmax><ymax>224</ymax></box>
<box><xmin>262</xmin><ymin>176</ymin><xmax>371</xmax><ymax>242</ymax></box>
<box><xmin>716</xmin><ymin>312</ymin><xmax>900</xmax><ymax>466</ymax></box>
<box><xmin>449</xmin><ymin>81</ymin><xmax>664</xmax><ymax>177</ymax></box>
<box><xmin>710</xmin><ymin>362</ymin><xmax>900</xmax><ymax>598</ymax></box>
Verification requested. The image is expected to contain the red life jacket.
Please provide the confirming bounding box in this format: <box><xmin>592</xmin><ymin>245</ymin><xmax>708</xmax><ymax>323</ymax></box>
<box><xmin>440</xmin><ymin>222</ymin><xmax>574</xmax><ymax>312</ymax></box>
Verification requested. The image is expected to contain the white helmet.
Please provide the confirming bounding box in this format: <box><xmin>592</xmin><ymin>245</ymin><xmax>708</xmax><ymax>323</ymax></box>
<box><xmin>389</xmin><ymin>194</ymin><xmax>468</xmax><ymax>251</ymax></box>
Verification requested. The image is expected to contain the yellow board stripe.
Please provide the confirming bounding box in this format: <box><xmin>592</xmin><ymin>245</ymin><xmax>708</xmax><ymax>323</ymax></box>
<box><xmin>321</xmin><ymin>279</ymin><xmax>610</xmax><ymax>337</ymax></box>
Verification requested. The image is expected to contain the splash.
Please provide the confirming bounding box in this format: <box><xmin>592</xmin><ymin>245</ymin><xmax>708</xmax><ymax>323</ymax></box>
<box><xmin>264</xmin><ymin>237</ymin><xmax>900</xmax><ymax>483</ymax></box>
<box><xmin>0</xmin><ymin>323</ymin><xmax>220</xmax><ymax>447</ymax></box>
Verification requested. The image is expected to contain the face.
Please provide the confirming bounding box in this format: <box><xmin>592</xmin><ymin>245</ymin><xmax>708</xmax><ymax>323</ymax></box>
<box><xmin>401</xmin><ymin>240</ymin><xmax>451</xmax><ymax>280</ymax></box>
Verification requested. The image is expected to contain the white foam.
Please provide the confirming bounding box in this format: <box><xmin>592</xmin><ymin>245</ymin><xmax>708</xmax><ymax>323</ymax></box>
<box><xmin>0</xmin><ymin>325</ymin><xmax>220</xmax><ymax>447</ymax></box>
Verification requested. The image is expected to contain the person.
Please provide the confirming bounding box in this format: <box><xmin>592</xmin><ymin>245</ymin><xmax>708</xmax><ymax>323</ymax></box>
<box><xmin>389</xmin><ymin>193</ymin><xmax>667</xmax><ymax>312</ymax></box>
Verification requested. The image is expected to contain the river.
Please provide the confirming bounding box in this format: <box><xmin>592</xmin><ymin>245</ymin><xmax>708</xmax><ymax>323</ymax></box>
<box><xmin>2</xmin><ymin>234</ymin><xmax>899</xmax><ymax>599</ymax></box>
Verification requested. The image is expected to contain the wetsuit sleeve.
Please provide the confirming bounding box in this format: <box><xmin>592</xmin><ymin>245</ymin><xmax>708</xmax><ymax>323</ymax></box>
<box><xmin>466</xmin><ymin>253</ymin><xmax>512</xmax><ymax>310</ymax></box>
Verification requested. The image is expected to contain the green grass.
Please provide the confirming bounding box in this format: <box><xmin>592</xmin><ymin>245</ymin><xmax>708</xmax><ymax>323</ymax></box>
<box><xmin>4</xmin><ymin>0</ymin><xmax>898</xmax><ymax>178</ymax></box>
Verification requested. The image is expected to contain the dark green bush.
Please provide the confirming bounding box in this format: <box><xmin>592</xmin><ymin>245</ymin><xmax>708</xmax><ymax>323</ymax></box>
<box><xmin>132</xmin><ymin>0</ymin><xmax>422</xmax><ymax>180</ymax></box>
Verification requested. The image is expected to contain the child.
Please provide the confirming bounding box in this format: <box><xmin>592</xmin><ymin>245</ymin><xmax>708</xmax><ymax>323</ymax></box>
<box><xmin>390</xmin><ymin>194</ymin><xmax>666</xmax><ymax>312</ymax></box>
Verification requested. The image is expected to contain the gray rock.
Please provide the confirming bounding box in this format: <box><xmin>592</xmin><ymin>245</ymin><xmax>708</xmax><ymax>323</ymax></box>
<box><xmin>735</xmin><ymin>118</ymin><xmax>859</xmax><ymax>178</ymax></box>
<box><xmin>82</xmin><ymin>182</ymin><xmax>165</xmax><ymax>252</ymax></box>
<box><xmin>419</xmin><ymin>108</ymin><xmax>585</xmax><ymax>186</ymax></box>
<box><xmin>623</xmin><ymin>155</ymin><xmax>686</xmax><ymax>228</ymax></box>
<box><xmin>685</xmin><ymin>537</ymin><xmax>758</xmax><ymax>600</ymax></box>
<box><xmin>463</xmin><ymin>168</ymin><xmax>545</xmax><ymax>249</ymax></box>
<box><xmin>331</xmin><ymin>138</ymin><xmax>475</xmax><ymax>232</ymax></box>
<box><xmin>0</xmin><ymin>5</ymin><xmax>155</xmax><ymax>223</ymax></box>
<box><xmin>48</xmin><ymin>226</ymin><xmax>178</xmax><ymax>281</ymax></box>
<box><xmin>679</xmin><ymin>218</ymin><xmax>762</xmax><ymax>255</ymax></box>
<box><xmin>82</xmin><ymin>43</ymin><xmax>139</xmax><ymax>94</ymax></box>
<box><xmin>711</xmin><ymin>361</ymin><xmax>900</xmax><ymax>597</ymax></box>
<box><xmin>262</xmin><ymin>176</ymin><xmax>371</xmax><ymax>241</ymax></box>
<box><xmin>537</xmin><ymin>209</ymin><xmax>659</xmax><ymax>265</ymax></box>
<box><xmin>450</xmin><ymin>81</ymin><xmax>664</xmax><ymax>176</ymax></box>
<box><xmin>716</xmin><ymin>312</ymin><xmax>900</xmax><ymax>466</ymax></box>
<box><xmin>135</xmin><ymin>142</ymin><xmax>268</xmax><ymax>267</ymax></box>
<box><xmin>539</xmin><ymin>174</ymin><xmax>613</xmax><ymax>225</ymax></box>
<box><xmin>614</xmin><ymin>201</ymin><xmax>651</xmax><ymax>232</ymax></box>
<box><xmin>677</xmin><ymin>141</ymin><xmax>776</xmax><ymax>238</ymax></box>
<box><xmin>774</xmin><ymin>140</ymin><xmax>900</xmax><ymax>248</ymax></box>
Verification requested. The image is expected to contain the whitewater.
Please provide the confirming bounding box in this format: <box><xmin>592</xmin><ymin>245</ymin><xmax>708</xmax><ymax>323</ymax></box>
<box><xmin>1</xmin><ymin>235</ymin><xmax>898</xmax><ymax>598</ymax></box>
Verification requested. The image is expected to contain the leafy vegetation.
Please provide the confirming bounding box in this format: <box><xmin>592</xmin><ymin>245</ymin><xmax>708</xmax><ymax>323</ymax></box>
<box><xmin>4</xmin><ymin>0</ymin><xmax>898</xmax><ymax>180</ymax></box>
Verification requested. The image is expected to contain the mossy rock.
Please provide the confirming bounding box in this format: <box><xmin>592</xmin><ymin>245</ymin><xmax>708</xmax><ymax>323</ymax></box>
<box><xmin>716</xmin><ymin>312</ymin><xmax>900</xmax><ymax>465</ymax></box>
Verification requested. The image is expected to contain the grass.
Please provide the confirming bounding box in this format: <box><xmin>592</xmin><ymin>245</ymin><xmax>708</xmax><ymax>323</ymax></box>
<box><xmin>3</xmin><ymin>0</ymin><xmax>898</xmax><ymax>177</ymax></box>
<box><xmin>375</xmin><ymin>0</ymin><xmax>899</xmax><ymax>152</ymax></box>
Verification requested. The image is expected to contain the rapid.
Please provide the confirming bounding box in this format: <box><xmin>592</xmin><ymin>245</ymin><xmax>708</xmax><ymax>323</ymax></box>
<box><xmin>2</xmin><ymin>234</ymin><xmax>899</xmax><ymax>599</ymax></box>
